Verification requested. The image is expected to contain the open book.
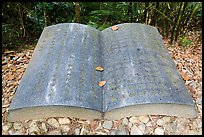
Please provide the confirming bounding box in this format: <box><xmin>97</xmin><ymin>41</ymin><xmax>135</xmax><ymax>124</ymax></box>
<box><xmin>8</xmin><ymin>23</ymin><xmax>196</xmax><ymax>122</ymax></box>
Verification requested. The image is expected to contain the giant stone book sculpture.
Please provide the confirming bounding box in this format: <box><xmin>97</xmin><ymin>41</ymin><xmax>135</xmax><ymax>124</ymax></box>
<box><xmin>7</xmin><ymin>23</ymin><xmax>197</xmax><ymax>122</ymax></box>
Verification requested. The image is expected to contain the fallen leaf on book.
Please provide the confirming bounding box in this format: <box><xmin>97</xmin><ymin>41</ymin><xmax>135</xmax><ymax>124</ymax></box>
<box><xmin>96</xmin><ymin>66</ymin><xmax>104</xmax><ymax>71</ymax></box>
<box><xmin>111</xmin><ymin>26</ymin><xmax>119</xmax><ymax>31</ymax></box>
<box><xmin>98</xmin><ymin>81</ymin><xmax>106</xmax><ymax>87</ymax></box>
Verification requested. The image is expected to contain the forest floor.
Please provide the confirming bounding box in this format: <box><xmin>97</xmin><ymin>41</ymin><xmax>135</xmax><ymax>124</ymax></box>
<box><xmin>2</xmin><ymin>31</ymin><xmax>202</xmax><ymax>135</ymax></box>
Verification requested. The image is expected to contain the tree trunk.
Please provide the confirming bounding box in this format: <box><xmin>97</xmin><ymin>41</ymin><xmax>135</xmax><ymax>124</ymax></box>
<box><xmin>184</xmin><ymin>3</ymin><xmax>199</xmax><ymax>33</ymax></box>
<box><xmin>127</xmin><ymin>2</ymin><xmax>133</xmax><ymax>22</ymax></box>
<box><xmin>174</xmin><ymin>2</ymin><xmax>186</xmax><ymax>41</ymax></box>
<box><xmin>151</xmin><ymin>2</ymin><xmax>159</xmax><ymax>26</ymax></box>
<box><xmin>43</xmin><ymin>3</ymin><xmax>47</xmax><ymax>27</ymax></box>
<box><xmin>170</xmin><ymin>2</ymin><xmax>182</xmax><ymax>44</ymax></box>
<box><xmin>178</xmin><ymin>2</ymin><xmax>188</xmax><ymax>34</ymax></box>
<box><xmin>75</xmin><ymin>2</ymin><xmax>80</xmax><ymax>23</ymax></box>
<box><xmin>144</xmin><ymin>2</ymin><xmax>149</xmax><ymax>24</ymax></box>
<box><xmin>17</xmin><ymin>3</ymin><xmax>26</xmax><ymax>38</ymax></box>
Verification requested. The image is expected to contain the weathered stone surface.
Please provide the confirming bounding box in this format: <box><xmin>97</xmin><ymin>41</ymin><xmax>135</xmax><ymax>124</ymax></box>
<box><xmin>8</xmin><ymin>23</ymin><xmax>103</xmax><ymax>121</ymax></box>
<box><xmin>102</xmin><ymin>23</ymin><xmax>197</xmax><ymax>119</ymax></box>
<box><xmin>7</xmin><ymin>23</ymin><xmax>196</xmax><ymax>122</ymax></box>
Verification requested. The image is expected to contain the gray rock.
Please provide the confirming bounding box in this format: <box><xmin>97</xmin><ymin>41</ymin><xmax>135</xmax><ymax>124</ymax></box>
<box><xmin>154</xmin><ymin>127</ymin><xmax>164</xmax><ymax>135</ymax></box>
<box><xmin>41</xmin><ymin>122</ymin><xmax>48</xmax><ymax>132</ymax></box>
<box><xmin>172</xmin><ymin>121</ymin><xmax>177</xmax><ymax>132</ymax></box>
<box><xmin>188</xmin><ymin>130</ymin><xmax>201</xmax><ymax>135</ymax></box>
<box><xmin>13</xmin><ymin>122</ymin><xmax>22</xmax><ymax>130</ymax></box>
<box><xmin>196</xmin><ymin>97</ymin><xmax>202</xmax><ymax>105</ymax></box>
<box><xmin>110</xmin><ymin>129</ymin><xmax>129</xmax><ymax>135</ymax></box>
<box><xmin>58</xmin><ymin>118</ymin><xmax>70</xmax><ymax>125</ymax></box>
<box><xmin>102</xmin><ymin>120</ymin><xmax>113</xmax><ymax>129</ymax></box>
<box><xmin>156</xmin><ymin>119</ymin><xmax>164</xmax><ymax>126</ymax></box>
<box><xmin>62</xmin><ymin>125</ymin><xmax>70</xmax><ymax>132</ymax></box>
<box><xmin>28</xmin><ymin>124</ymin><xmax>40</xmax><ymax>134</ymax></box>
<box><xmin>47</xmin><ymin>129</ymin><xmax>62</xmax><ymax>135</ymax></box>
<box><xmin>12</xmin><ymin>130</ymin><xmax>24</xmax><ymax>135</ymax></box>
<box><xmin>75</xmin><ymin>128</ymin><xmax>81</xmax><ymax>135</ymax></box>
<box><xmin>3</xmin><ymin>122</ymin><xmax>13</xmax><ymax>131</ymax></box>
<box><xmin>8</xmin><ymin>129</ymin><xmax>15</xmax><ymax>135</ymax></box>
<box><xmin>47</xmin><ymin>118</ymin><xmax>60</xmax><ymax>128</ymax></box>
<box><xmin>129</xmin><ymin>116</ymin><xmax>140</xmax><ymax>123</ymax></box>
<box><xmin>162</xmin><ymin>116</ymin><xmax>171</xmax><ymax>123</ymax></box>
<box><xmin>197</xmin><ymin>121</ymin><xmax>202</xmax><ymax>128</ymax></box>
<box><xmin>139</xmin><ymin>115</ymin><xmax>149</xmax><ymax>123</ymax></box>
<box><xmin>138</xmin><ymin>123</ymin><xmax>146</xmax><ymax>133</ymax></box>
<box><xmin>122</xmin><ymin>117</ymin><xmax>129</xmax><ymax>125</ymax></box>
<box><xmin>146</xmin><ymin>121</ymin><xmax>152</xmax><ymax>127</ymax></box>
<box><xmin>130</xmin><ymin>125</ymin><xmax>143</xmax><ymax>135</ymax></box>
<box><xmin>144</xmin><ymin>126</ymin><xmax>153</xmax><ymax>134</ymax></box>
<box><xmin>163</xmin><ymin>123</ymin><xmax>173</xmax><ymax>132</ymax></box>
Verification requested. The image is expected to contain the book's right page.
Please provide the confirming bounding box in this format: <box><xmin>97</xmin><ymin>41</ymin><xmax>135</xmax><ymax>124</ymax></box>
<box><xmin>101</xmin><ymin>23</ymin><xmax>197</xmax><ymax>120</ymax></box>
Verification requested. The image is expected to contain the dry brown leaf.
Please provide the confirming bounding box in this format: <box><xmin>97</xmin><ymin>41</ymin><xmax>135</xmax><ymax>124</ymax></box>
<box><xmin>98</xmin><ymin>81</ymin><xmax>106</xmax><ymax>87</ymax></box>
<box><xmin>4</xmin><ymin>50</ymin><xmax>15</xmax><ymax>54</ymax></box>
<box><xmin>11</xmin><ymin>66</ymin><xmax>17</xmax><ymax>71</ymax></box>
<box><xmin>111</xmin><ymin>26</ymin><xmax>119</xmax><ymax>31</ymax></box>
<box><xmin>95</xmin><ymin>66</ymin><xmax>104</xmax><ymax>71</ymax></box>
<box><xmin>2</xmin><ymin>66</ymin><xmax>8</xmax><ymax>71</ymax></box>
<box><xmin>8</xmin><ymin>75</ymin><xmax>14</xmax><ymax>80</ymax></box>
<box><xmin>19</xmin><ymin>68</ymin><xmax>25</xmax><ymax>73</ymax></box>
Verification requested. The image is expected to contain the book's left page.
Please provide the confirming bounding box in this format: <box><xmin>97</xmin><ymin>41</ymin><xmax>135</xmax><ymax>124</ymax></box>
<box><xmin>7</xmin><ymin>23</ymin><xmax>103</xmax><ymax>121</ymax></box>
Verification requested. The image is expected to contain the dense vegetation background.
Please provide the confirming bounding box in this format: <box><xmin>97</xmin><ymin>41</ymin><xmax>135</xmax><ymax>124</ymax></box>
<box><xmin>2</xmin><ymin>2</ymin><xmax>202</xmax><ymax>51</ymax></box>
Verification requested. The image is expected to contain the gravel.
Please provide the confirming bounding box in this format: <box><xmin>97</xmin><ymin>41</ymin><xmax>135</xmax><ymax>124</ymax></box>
<box><xmin>47</xmin><ymin>118</ymin><xmax>60</xmax><ymax>128</ymax></box>
<box><xmin>138</xmin><ymin>115</ymin><xmax>150</xmax><ymax>124</ymax></box>
<box><xmin>130</xmin><ymin>125</ymin><xmax>143</xmax><ymax>135</ymax></box>
<box><xmin>58</xmin><ymin>118</ymin><xmax>70</xmax><ymax>125</ymax></box>
<box><xmin>102</xmin><ymin>120</ymin><xmax>113</xmax><ymax>129</ymax></box>
<box><xmin>154</xmin><ymin>127</ymin><xmax>164</xmax><ymax>135</ymax></box>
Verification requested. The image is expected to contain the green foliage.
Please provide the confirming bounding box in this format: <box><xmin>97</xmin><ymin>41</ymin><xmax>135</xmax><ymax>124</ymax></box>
<box><xmin>2</xmin><ymin>2</ymin><xmax>202</xmax><ymax>51</ymax></box>
<box><xmin>179</xmin><ymin>36</ymin><xmax>192</xmax><ymax>47</ymax></box>
<box><xmin>2</xmin><ymin>23</ymin><xmax>23</xmax><ymax>50</ymax></box>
